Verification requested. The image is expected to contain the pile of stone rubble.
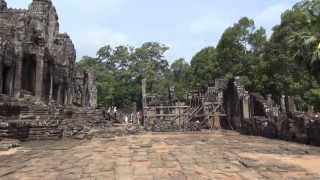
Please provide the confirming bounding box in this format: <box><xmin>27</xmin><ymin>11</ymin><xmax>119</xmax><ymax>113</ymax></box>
<box><xmin>0</xmin><ymin>95</ymin><xmax>114</xmax><ymax>142</ymax></box>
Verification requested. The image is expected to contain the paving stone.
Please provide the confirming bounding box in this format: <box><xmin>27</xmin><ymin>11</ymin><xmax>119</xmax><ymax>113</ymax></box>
<box><xmin>132</xmin><ymin>155</ymin><xmax>148</xmax><ymax>162</ymax></box>
<box><xmin>117</xmin><ymin>158</ymin><xmax>131</xmax><ymax>166</ymax></box>
<box><xmin>164</xmin><ymin>161</ymin><xmax>181</xmax><ymax>169</ymax></box>
<box><xmin>0</xmin><ymin>132</ymin><xmax>319</xmax><ymax>179</ymax></box>
<box><xmin>150</xmin><ymin>160</ymin><xmax>165</xmax><ymax>168</ymax></box>
<box><xmin>239</xmin><ymin>170</ymin><xmax>264</xmax><ymax>180</ymax></box>
<box><xmin>134</xmin><ymin>175</ymin><xmax>153</xmax><ymax>180</ymax></box>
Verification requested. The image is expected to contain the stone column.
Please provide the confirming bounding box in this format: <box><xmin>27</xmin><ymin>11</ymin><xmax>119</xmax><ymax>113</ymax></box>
<box><xmin>49</xmin><ymin>69</ymin><xmax>53</xmax><ymax>102</ymax></box>
<box><xmin>142</xmin><ymin>78</ymin><xmax>147</xmax><ymax>108</ymax></box>
<box><xmin>82</xmin><ymin>73</ymin><xmax>87</xmax><ymax>107</ymax></box>
<box><xmin>35</xmin><ymin>51</ymin><xmax>44</xmax><ymax>101</ymax></box>
<box><xmin>57</xmin><ymin>85</ymin><xmax>63</xmax><ymax>105</ymax></box>
<box><xmin>240</xmin><ymin>91</ymin><xmax>251</xmax><ymax>132</ymax></box>
<box><xmin>267</xmin><ymin>94</ymin><xmax>272</xmax><ymax>106</ymax></box>
<box><xmin>287</xmin><ymin>96</ymin><xmax>296</xmax><ymax>113</ymax></box>
<box><xmin>64</xmin><ymin>86</ymin><xmax>69</xmax><ymax>106</ymax></box>
<box><xmin>142</xmin><ymin>78</ymin><xmax>147</xmax><ymax>128</ymax></box>
<box><xmin>14</xmin><ymin>54</ymin><xmax>23</xmax><ymax>98</ymax></box>
<box><xmin>280</xmin><ymin>95</ymin><xmax>286</xmax><ymax>113</ymax></box>
<box><xmin>242</xmin><ymin>92</ymin><xmax>250</xmax><ymax>120</ymax></box>
<box><xmin>308</xmin><ymin>105</ymin><xmax>314</xmax><ymax>114</ymax></box>
<box><xmin>7</xmin><ymin>67</ymin><xmax>14</xmax><ymax>96</ymax></box>
<box><xmin>0</xmin><ymin>57</ymin><xmax>3</xmax><ymax>93</ymax></box>
<box><xmin>68</xmin><ymin>86</ymin><xmax>73</xmax><ymax>106</ymax></box>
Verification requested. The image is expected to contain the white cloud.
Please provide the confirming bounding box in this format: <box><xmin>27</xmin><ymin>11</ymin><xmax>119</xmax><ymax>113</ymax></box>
<box><xmin>72</xmin><ymin>25</ymin><xmax>129</xmax><ymax>59</ymax></box>
<box><xmin>53</xmin><ymin>0</ymin><xmax>129</xmax><ymax>59</ymax></box>
<box><xmin>189</xmin><ymin>17</ymin><xmax>228</xmax><ymax>34</ymax></box>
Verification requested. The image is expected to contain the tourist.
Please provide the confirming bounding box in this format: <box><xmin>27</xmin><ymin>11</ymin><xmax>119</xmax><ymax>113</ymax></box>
<box><xmin>125</xmin><ymin>116</ymin><xmax>128</xmax><ymax>124</ymax></box>
<box><xmin>114</xmin><ymin>106</ymin><xmax>117</xmax><ymax>121</ymax></box>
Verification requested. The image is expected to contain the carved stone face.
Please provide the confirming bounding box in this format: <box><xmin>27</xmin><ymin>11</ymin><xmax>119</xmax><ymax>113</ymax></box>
<box><xmin>0</xmin><ymin>0</ymin><xmax>7</xmax><ymax>11</ymax></box>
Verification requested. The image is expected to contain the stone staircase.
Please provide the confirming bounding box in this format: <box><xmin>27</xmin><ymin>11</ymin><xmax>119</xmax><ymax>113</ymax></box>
<box><xmin>0</xmin><ymin>96</ymin><xmax>110</xmax><ymax>140</ymax></box>
<box><xmin>0</xmin><ymin>95</ymin><xmax>63</xmax><ymax>140</ymax></box>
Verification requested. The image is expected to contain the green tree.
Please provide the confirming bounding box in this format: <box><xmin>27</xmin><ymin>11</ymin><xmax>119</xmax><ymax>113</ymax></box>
<box><xmin>216</xmin><ymin>17</ymin><xmax>267</xmax><ymax>91</ymax></box>
<box><xmin>263</xmin><ymin>0</ymin><xmax>320</xmax><ymax>109</ymax></box>
<box><xmin>78</xmin><ymin>42</ymin><xmax>171</xmax><ymax>110</ymax></box>
<box><xmin>169</xmin><ymin>58</ymin><xmax>192</xmax><ymax>99</ymax></box>
<box><xmin>131</xmin><ymin>42</ymin><xmax>170</xmax><ymax>94</ymax></box>
<box><xmin>190</xmin><ymin>47</ymin><xmax>218</xmax><ymax>85</ymax></box>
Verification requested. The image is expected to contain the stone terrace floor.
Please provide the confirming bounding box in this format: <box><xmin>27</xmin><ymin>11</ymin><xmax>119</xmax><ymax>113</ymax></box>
<box><xmin>1</xmin><ymin>131</ymin><xmax>320</xmax><ymax>180</ymax></box>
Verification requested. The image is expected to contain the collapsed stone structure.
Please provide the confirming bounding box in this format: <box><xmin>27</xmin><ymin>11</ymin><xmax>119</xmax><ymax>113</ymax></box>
<box><xmin>224</xmin><ymin>77</ymin><xmax>320</xmax><ymax>146</ymax></box>
<box><xmin>0</xmin><ymin>0</ymin><xmax>101</xmax><ymax>141</ymax></box>
<box><xmin>143</xmin><ymin>77</ymin><xmax>320</xmax><ymax>146</ymax></box>
<box><xmin>143</xmin><ymin>78</ymin><xmax>227</xmax><ymax>132</ymax></box>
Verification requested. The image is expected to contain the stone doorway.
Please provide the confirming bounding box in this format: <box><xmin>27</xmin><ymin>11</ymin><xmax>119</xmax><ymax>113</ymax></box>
<box><xmin>22</xmin><ymin>54</ymin><xmax>36</xmax><ymax>96</ymax></box>
<box><xmin>2</xmin><ymin>65</ymin><xmax>11</xmax><ymax>95</ymax></box>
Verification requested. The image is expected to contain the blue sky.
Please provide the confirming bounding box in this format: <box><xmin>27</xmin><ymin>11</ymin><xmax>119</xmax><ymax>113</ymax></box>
<box><xmin>9</xmin><ymin>0</ymin><xmax>299</xmax><ymax>62</ymax></box>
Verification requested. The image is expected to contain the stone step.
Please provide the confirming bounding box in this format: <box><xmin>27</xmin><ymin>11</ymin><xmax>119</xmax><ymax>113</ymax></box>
<box><xmin>0</xmin><ymin>133</ymin><xmax>11</xmax><ymax>137</ymax></box>
<box><xmin>0</xmin><ymin>129</ymin><xmax>9</xmax><ymax>133</ymax></box>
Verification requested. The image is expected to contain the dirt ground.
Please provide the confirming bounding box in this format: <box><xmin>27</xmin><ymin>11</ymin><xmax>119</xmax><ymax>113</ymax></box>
<box><xmin>0</xmin><ymin>131</ymin><xmax>320</xmax><ymax>180</ymax></box>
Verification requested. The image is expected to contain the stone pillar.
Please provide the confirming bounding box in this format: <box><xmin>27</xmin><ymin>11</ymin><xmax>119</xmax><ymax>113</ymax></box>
<box><xmin>82</xmin><ymin>73</ymin><xmax>87</xmax><ymax>107</ymax></box>
<box><xmin>280</xmin><ymin>95</ymin><xmax>286</xmax><ymax>113</ymax></box>
<box><xmin>267</xmin><ymin>94</ymin><xmax>272</xmax><ymax>106</ymax></box>
<box><xmin>49</xmin><ymin>70</ymin><xmax>53</xmax><ymax>102</ymax></box>
<box><xmin>142</xmin><ymin>78</ymin><xmax>147</xmax><ymax>128</ymax></box>
<box><xmin>64</xmin><ymin>87</ymin><xmax>69</xmax><ymax>106</ymax></box>
<box><xmin>35</xmin><ymin>51</ymin><xmax>44</xmax><ymax>101</ymax></box>
<box><xmin>57</xmin><ymin>84</ymin><xmax>62</xmax><ymax>105</ymax></box>
<box><xmin>142</xmin><ymin>78</ymin><xmax>147</xmax><ymax>108</ymax></box>
<box><xmin>0</xmin><ymin>58</ymin><xmax>3</xmax><ymax>93</ymax></box>
<box><xmin>14</xmin><ymin>54</ymin><xmax>22</xmax><ymax>98</ymax></box>
<box><xmin>7</xmin><ymin>67</ymin><xmax>14</xmax><ymax>96</ymax></box>
<box><xmin>287</xmin><ymin>96</ymin><xmax>296</xmax><ymax>113</ymax></box>
<box><xmin>242</xmin><ymin>92</ymin><xmax>250</xmax><ymax>120</ymax></box>
<box><xmin>68</xmin><ymin>86</ymin><xmax>73</xmax><ymax>106</ymax></box>
<box><xmin>308</xmin><ymin>105</ymin><xmax>314</xmax><ymax>114</ymax></box>
<box><xmin>213</xmin><ymin>112</ymin><xmax>221</xmax><ymax>129</ymax></box>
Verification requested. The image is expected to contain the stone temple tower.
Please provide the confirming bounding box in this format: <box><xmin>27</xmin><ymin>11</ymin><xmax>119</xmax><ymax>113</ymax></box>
<box><xmin>0</xmin><ymin>0</ymin><xmax>97</xmax><ymax>108</ymax></box>
<box><xmin>0</xmin><ymin>0</ymin><xmax>7</xmax><ymax>11</ymax></box>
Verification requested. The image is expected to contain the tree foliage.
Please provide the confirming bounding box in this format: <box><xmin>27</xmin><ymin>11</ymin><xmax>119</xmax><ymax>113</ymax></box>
<box><xmin>77</xmin><ymin>0</ymin><xmax>320</xmax><ymax>111</ymax></box>
<box><xmin>78</xmin><ymin>42</ymin><xmax>171</xmax><ymax>110</ymax></box>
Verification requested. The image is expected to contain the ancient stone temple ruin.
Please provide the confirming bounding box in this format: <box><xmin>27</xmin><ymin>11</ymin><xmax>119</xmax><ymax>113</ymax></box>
<box><xmin>0</xmin><ymin>0</ymin><xmax>101</xmax><ymax>141</ymax></box>
<box><xmin>143</xmin><ymin>77</ymin><xmax>320</xmax><ymax>146</ymax></box>
<box><xmin>1</xmin><ymin>0</ymin><xmax>320</xmax><ymax>148</ymax></box>
<box><xmin>0</xmin><ymin>0</ymin><xmax>97</xmax><ymax>107</ymax></box>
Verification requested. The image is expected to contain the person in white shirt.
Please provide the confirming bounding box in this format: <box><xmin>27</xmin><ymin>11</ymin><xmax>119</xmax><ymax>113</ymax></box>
<box><xmin>113</xmin><ymin>106</ymin><xmax>117</xmax><ymax>121</ymax></box>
